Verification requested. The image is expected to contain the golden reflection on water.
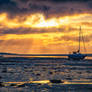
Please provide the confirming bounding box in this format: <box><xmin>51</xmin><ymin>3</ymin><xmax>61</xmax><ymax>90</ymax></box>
<box><xmin>4</xmin><ymin>80</ymin><xmax>92</xmax><ymax>86</ymax></box>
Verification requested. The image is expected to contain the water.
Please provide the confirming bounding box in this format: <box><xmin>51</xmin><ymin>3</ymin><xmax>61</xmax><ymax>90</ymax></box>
<box><xmin>0</xmin><ymin>57</ymin><xmax>92</xmax><ymax>92</ymax></box>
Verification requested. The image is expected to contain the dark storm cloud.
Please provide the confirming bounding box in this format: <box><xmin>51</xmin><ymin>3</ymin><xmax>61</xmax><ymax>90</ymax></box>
<box><xmin>15</xmin><ymin>0</ymin><xmax>92</xmax><ymax>18</ymax></box>
<box><xmin>0</xmin><ymin>0</ymin><xmax>91</xmax><ymax>18</ymax></box>
<box><xmin>0</xmin><ymin>0</ymin><xmax>92</xmax><ymax>38</ymax></box>
<box><xmin>0</xmin><ymin>0</ymin><xmax>17</xmax><ymax>13</ymax></box>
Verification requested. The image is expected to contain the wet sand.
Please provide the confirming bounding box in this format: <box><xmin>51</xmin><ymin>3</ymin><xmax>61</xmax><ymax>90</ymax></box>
<box><xmin>0</xmin><ymin>57</ymin><xmax>92</xmax><ymax>92</ymax></box>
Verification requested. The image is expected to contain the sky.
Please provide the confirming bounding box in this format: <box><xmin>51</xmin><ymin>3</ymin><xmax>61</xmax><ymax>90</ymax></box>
<box><xmin>0</xmin><ymin>0</ymin><xmax>92</xmax><ymax>54</ymax></box>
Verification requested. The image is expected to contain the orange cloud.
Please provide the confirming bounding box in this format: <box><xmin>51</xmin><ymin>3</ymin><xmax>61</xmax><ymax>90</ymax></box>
<box><xmin>0</xmin><ymin>12</ymin><xmax>92</xmax><ymax>29</ymax></box>
<box><xmin>0</xmin><ymin>12</ymin><xmax>92</xmax><ymax>54</ymax></box>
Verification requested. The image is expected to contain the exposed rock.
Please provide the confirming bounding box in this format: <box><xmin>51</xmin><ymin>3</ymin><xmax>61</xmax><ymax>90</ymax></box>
<box><xmin>17</xmin><ymin>84</ymin><xmax>26</xmax><ymax>87</ymax></box>
<box><xmin>50</xmin><ymin>80</ymin><xmax>64</xmax><ymax>83</ymax></box>
<box><xmin>10</xmin><ymin>84</ymin><xmax>17</xmax><ymax>87</ymax></box>
<box><xmin>0</xmin><ymin>82</ymin><xmax>5</xmax><ymax>87</ymax></box>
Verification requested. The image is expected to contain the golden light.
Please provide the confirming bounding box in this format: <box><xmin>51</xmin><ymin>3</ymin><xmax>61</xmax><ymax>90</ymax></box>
<box><xmin>0</xmin><ymin>12</ymin><xmax>92</xmax><ymax>54</ymax></box>
<box><xmin>0</xmin><ymin>13</ymin><xmax>91</xmax><ymax>29</ymax></box>
<box><xmin>23</xmin><ymin>13</ymin><xmax>62</xmax><ymax>28</ymax></box>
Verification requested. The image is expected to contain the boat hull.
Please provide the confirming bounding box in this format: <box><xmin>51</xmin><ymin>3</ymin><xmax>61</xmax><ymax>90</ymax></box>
<box><xmin>68</xmin><ymin>54</ymin><xmax>87</xmax><ymax>60</ymax></box>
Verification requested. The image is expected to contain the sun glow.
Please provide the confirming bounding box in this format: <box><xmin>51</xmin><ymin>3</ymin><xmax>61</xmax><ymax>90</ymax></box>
<box><xmin>21</xmin><ymin>13</ymin><xmax>70</xmax><ymax>28</ymax></box>
<box><xmin>0</xmin><ymin>13</ymin><xmax>91</xmax><ymax>29</ymax></box>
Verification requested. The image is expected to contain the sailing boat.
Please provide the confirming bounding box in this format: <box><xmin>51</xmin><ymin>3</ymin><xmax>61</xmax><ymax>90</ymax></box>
<box><xmin>68</xmin><ymin>27</ymin><xmax>87</xmax><ymax>60</ymax></box>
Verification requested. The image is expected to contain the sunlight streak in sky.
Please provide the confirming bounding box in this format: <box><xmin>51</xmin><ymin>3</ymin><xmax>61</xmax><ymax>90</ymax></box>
<box><xmin>0</xmin><ymin>12</ymin><xmax>92</xmax><ymax>54</ymax></box>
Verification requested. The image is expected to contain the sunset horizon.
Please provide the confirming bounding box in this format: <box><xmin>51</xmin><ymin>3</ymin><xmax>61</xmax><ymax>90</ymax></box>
<box><xmin>0</xmin><ymin>0</ymin><xmax>92</xmax><ymax>54</ymax></box>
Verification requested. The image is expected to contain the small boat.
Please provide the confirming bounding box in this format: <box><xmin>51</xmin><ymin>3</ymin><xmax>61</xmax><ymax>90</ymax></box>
<box><xmin>68</xmin><ymin>27</ymin><xmax>87</xmax><ymax>60</ymax></box>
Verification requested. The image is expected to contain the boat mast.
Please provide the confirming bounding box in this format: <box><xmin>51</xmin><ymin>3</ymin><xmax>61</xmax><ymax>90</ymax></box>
<box><xmin>78</xmin><ymin>26</ymin><xmax>81</xmax><ymax>53</ymax></box>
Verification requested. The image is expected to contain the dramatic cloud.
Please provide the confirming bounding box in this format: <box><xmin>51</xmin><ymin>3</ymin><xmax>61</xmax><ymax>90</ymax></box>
<box><xmin>0</xmin><ymin>0</ymin><xmax>92</xmax><ymax>54</ymax></box>
<box><xmin>0</xmin><ymin>0</ymin><xmax>92</xmax><ymax>17</ymax></box>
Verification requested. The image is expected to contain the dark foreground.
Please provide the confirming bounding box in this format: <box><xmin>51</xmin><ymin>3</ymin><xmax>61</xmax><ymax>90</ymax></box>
<box><xmin>0</xmin><ymin>57</ymin><xmax>92</xmax><ymax>92</ymax></box>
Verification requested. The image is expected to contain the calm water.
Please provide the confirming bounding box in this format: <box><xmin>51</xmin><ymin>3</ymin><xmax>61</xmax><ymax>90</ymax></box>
<box><xmin>0</xmin><ymin>57</ymin><xmax>92</xmax><ymax>92</ymax></box>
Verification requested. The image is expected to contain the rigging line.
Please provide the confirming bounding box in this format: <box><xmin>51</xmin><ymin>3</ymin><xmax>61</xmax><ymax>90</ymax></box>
<box><xmin>81</xmin><ymin>28</ymin><xmax>87</xmax><ymax>53</ymax></box>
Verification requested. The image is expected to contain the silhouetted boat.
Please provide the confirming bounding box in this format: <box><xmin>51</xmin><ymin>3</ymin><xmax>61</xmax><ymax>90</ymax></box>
<box><xmin>68</xmin><ymin>27</ymin><xmax>87</xmax><ymax>60</ymax></box>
